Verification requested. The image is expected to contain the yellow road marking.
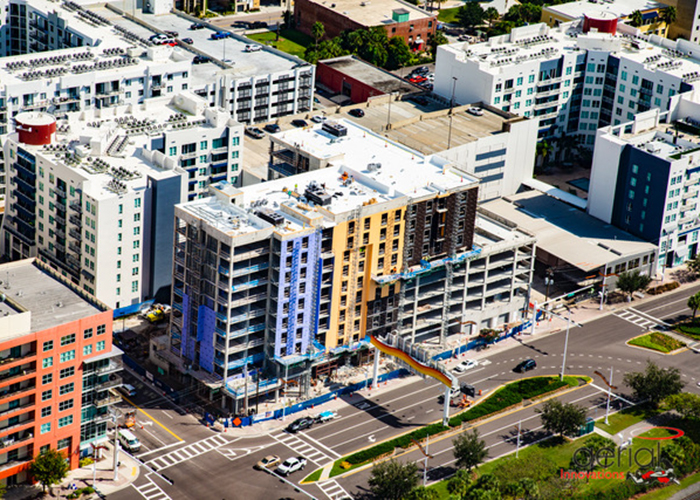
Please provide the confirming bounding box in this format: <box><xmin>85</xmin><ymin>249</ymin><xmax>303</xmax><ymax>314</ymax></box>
<box><xmin>121</xmin><ymin>394</ymin><xmax>184</xmax><ymax>442</ymax></box>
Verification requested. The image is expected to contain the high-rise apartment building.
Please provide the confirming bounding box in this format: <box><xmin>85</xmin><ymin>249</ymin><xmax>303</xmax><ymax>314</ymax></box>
<box><xmin>161</xmin><ymin>121</ymin><xmax>535</xmax><ymax>412</ymax></box>
<box><xmin>435</xmin><ymin>21</ymin><xmax>700</xmax><ymax>144</ymax></box>
<box><xmin>1</xmin><ymin>92</ymin><xmax>243</xmax><ymax>310</ymax></box>
<box><xmin>0</xmin><ymin>258</ymin><xmax>121</xmax><ymax>487</ymax></box>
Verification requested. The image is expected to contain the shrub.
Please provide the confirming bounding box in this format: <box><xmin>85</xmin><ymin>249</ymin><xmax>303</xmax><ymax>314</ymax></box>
<box><xmin>79</xmin><ymin>457</ymin><xmax>93</xmax><ymax>467</ymax></box>
<box><xmin>648</xmin><ymin>281</ymin><xmax>680</xmax><ymax>295</ymax></box>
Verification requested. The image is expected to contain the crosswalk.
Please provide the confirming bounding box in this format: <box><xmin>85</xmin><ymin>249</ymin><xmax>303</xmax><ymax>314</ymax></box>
<box><xmin>145</xmin><ymin>434</ymin><xmax>230</xmax><ymax>471</ymax></box>
<box><xmin>133</xmin><ymin>473</ymin><xmax>171</xmax><ymax>500</ymax></box>
<box><xmin>271</xmin><ymin>431</ymin><xmax>335</xmax><ymax>466</ymax></box>
<box><xmin>317</xmin><ymin>479</ymin><xmax>352</xmax><ymax>500</ymax></box>
<box><xmin>613</xmin><ymin>308</ymin><xmax>668</xmax><ymax>330</ymax></box>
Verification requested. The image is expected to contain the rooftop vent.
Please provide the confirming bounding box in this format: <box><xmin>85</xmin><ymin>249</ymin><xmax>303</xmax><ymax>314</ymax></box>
<box><xmin>255</xmin><ymin>208</ymin><xmax>285</xmax><ymax>226</ymax></box>
<box><xmin>322</xmin><ymin>121</ymin><xmax>347</xmax><ymax>138</ymax></box>
<box><xmin>304</xmin><ymin>180</ymin><xmax>333</xmax><ymax>206</ymax></box>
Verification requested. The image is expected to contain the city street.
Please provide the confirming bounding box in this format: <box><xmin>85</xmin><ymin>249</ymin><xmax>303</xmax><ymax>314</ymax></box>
<box><xmin>107</xmin><ymin>283</ymin><xmax>700</xmax><ymax>500</ymax></box>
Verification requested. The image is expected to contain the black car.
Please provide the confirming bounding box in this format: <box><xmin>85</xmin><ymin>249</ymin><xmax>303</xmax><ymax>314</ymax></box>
<box><xmin>291</xmin><ymin>119</ymin><xmax>308</xmax><ymax>128</ymax></box>
<box><xmin>164</xmin><ymin>30</ymin><xmax>179</xmax><ymax>38</ymax></box>
<box><xmin>514</xmin><ymin>359</ymin><xmax>536</xmax><ymax>373</ymax></box>
<box><xmin>411</xmin><ymin>66</ymin><xmax>430</xmax><ymax>76</ymax></box>
<box><xmin>190</xmin><ymin>23</ymin><xmax>206</xmax><ymax>30</ymax></box>
<box><xmin>231</xmin><ymin>21</ymin><xmax>250</xmax><ymax>29</ymax></box>
<box><xmin>348</xmin><ymin>108</ymin><xmax>365</xmax><ymax>118</ymax></box>
<box><xmin>181</xmin><ymin>38</ymin><xmax>194</xmax><ymax>44</ymax></box>
<box><xmin>286</xmin><ymin>417</ymin><xmax>314</xmax><ymax>433</ymax></box>
<box><xmin>264</xmin><ymin>124</ymin><xmax>281</xmax><ymax>133</ymax></box>
<box><xmin>193</xmin><ymin>55</ymin><xmax>211</xmax><ymax>65</ymax></box>
<box><xmin>250</xmin><ymin>21</ymin><xmax>268</xmax><ymax>29</ymax></box>
<box><xmin>245</xmin><ymin>127</ymin><xmax>265</xmax><ymax>139</ymax></box>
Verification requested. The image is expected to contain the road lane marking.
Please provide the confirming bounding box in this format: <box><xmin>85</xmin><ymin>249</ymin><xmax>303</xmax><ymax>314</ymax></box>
<box><xmin>121</xmin><ymin>394</ymin><xmax>184</xmax><ymax>442</ymax></box>
<box><xmin>299</xmin><ymin>430</ymin><xmax>342</xmax><ymax>459</ymax></box>
<box><xmin>141</xmin><ymin>427</ymin><xmax>167</xmax><ymax>447</ymax></box>
<box><xmin>137</xmin><ymin>441</ymin><xmax>188</xmax><ymax>458</ymax></box>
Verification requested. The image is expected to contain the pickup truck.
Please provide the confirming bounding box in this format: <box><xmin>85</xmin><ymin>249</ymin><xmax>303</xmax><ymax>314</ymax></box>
<box><xmin>314</xmin><ymin>411</ymin><xmax>338</xmax><ymax>423</ymax></box>
<box><xmin>277</xmin><ymin>456</ymin><xmax>306</xmax><ymax>476</ymax></box>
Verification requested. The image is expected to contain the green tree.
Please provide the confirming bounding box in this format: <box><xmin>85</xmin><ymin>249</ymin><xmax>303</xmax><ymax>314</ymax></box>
<box><xmin>517</xmin><ymin>477</ymin><xmax>540</xmax><ymax>499</ymax></box>
<box><xmin>30</xmin><ymin>449</ymin><xmax>69</xmax><ymax>494</ymax></box>
<box><xmin>457</xmin><ymin>2</ymin><xmax>486</xmax><ymax>29</ymax></box>
<box><xmin>616</xmin><ymin>270</ymin><xmax>652</xmax><ymax>299</ymax></box>
<box><xmin>447</xmin><ymin>468</ymin><xmax>472</xmax><ymax>498</ymax></box>
<box><xmin>629</xmin><ymin>10</ymin><xmax>643</xmax><ymax>27</ymax></box>
<box><xmin>311</xmin><ymin>21</ymin><xmax>325</xmax><ymax>50</ymax></box>
<box><xmin>386</xmin><ymin>36</ymin><xmax>413</xmax><ymax>71</ymax></box>
<box><xmin>485</xmin><ymin>7</ymin><xmax>500</xmax><ymax>27</ymax></box>
<box><xmin>665</xmin><ymin>392</ymin><xmax>700</xmax><ymax>419</ymax></box>
<box><xmin>428</xmin><ymin>31</ymin><xmax>448</xmax><ymax>58</ymax></box>
<box><xmin>624</xmin><ymin>360</ymin><xmax>684</xmax><ymax>408</ymax></box>
<box><xmin>662</xmin><ymin>6</ymin><xmax>677</xmax><ymax>26</ymax></box>
<box><xmin>688</xmin><ymin>254</ymin><xmax>700</xmax><ymax>276</ymax></box>
<box><xmin>368</xmin><ymin>459</ymin><xmax>419</xmax><ymax>500</ymax></box>
<box><xmin>689</xmin><ymin>291</ymin><xmax>700</xmax><ymax>318</ymax></box>
<box><xmin>453</xmin><ymin>429</ymin><xmax>488</xmax><ymax>471</ymax></box>
<box><xmin>536</xmin><ymin>140</ymin><xmax>553</xmax><ymax>167</ymax></box>
<box><xmin>405</xmin><ymin>485</ymin><xmax>440</xmax><ymax>500</ymax></box>
<box><xmin>536</xmin><ymin>399</ymin><xmax>587</xmax><ymax>438</ymax></box>
<box><xmin>282</xmin><ymin>9</ymin><xmax>294</xmax><ymax>29</ymax></box>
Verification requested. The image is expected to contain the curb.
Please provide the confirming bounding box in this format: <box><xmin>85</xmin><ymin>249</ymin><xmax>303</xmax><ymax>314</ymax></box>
<box><xmin>625</xmin><ymin>332</ymin><xmax>688</xmax><ymax>356</ymax></box>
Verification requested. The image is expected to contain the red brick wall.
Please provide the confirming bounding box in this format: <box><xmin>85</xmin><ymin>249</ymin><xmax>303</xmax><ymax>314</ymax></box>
<box><xmin>295</xmin><ymin>0</ymin><xmax>436</xmax><ymax>48</ymax></box>
<box><xmin>316</xmin><ymin>61</ymin><xmax>387</xmax><ymax>103</ymax></box>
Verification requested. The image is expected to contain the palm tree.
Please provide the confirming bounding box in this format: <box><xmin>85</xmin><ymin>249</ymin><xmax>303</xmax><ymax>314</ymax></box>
<box><xmin>536</xmin><ymin>140</ymin><xmax>553</xmax><ymax>167</ymax></box>
<box><xmin>485</xmin><ymin>7</ymin><xmax>500</xmax><ymax>28</ymax></box>
<box><xmin>311</xmin><ymin>21</ymin><xmax>325</xmax><ymax>50</ymax></box>
<box><xmin>688</xmin><ymin>291</ymin><xmax>700</xmax><ymax>318</ymax></box>
<box><xmin>662</xmin><ymin>6</ymin><xmax>677</xmax><ymax>27</ymax></box>
<box><xmin>629</xmin><ymin>10</ymin><xmax>643</xmax><ymax>28</ymax></box>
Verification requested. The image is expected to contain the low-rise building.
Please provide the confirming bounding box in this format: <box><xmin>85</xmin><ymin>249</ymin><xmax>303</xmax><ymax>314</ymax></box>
<box><xmin>0</xmin><ymin>258</ymin><xmax>121</xmax><ymax>486</ymax></box>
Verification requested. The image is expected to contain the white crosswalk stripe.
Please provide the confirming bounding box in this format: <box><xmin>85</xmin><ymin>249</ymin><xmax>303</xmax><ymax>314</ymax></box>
<box><xmin>613</xmin><ymin>310</ymin><xmax>660</xmax><ymax>329</ymax></box>
<box><xmin>145</xmin><ymin>434</ymin><xmax>230</xmax><ymax>471</ymax></box>
<box><xmin>271</xmin><ymin>431</ymin><xmax>333</xmax><ymax>465</ymax></box>
<box><xmin>133</xmin><ymin>473</ymin><xmax>171</xmax><ymax>500</ymax></box>
<box><xmin>317</xmin><ymin>479</ymin><xmax>352</xmax><ymax>499</ymax></box>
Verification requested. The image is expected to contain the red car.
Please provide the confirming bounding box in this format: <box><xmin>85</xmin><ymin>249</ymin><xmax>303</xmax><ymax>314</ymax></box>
<box><xmin>409</xmin><ymin>75</ymin><xmax>427</xmax><ymax>84</ymax></box>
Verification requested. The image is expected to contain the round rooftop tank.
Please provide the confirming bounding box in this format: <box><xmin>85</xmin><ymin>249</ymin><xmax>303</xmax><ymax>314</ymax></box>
<box><xmin>583</xmin><ymin>12</ymin><xmax>618</xmax><ymax>35</ymax></box>
<box><xmin>15</xmin><ymin>112</ymin><xmax>56</xmax><ymax>146</ymax></box>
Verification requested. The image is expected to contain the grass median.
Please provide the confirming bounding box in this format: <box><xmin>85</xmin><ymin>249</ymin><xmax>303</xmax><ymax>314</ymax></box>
<box><xmin>628</xmin><ymin>332</ymin><xmax>685</xmax><ymax>353</ymax></box>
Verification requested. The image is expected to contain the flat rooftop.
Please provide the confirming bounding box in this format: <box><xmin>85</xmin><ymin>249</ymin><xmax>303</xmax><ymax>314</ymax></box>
<box><xmin>0</xmin><ymin>259</ymin><xmax>105</xmax><ymax>334</ymax></box>
<box><xmin>544</xmin><ymin>0</ymin><xmax>668</xmax><ymax>20</ymax></box>
<box><xmin>320</xmin><ymin>56</ymin><xmax>418</xmax><ymax>95</ymax></box>
<box><xmin>443</xmin><ymin>22</ymin><xmax>700</xmax><ymax>82</ymax></box>
<box><xmin>307</xmin><ymin>0</ymin><xmax>433</xmax><ymax>25</ymax></box>
<box><xmin>482</xmin><ymin>190</ymin><xmax>657</xmax><ymax>272</ymax></box>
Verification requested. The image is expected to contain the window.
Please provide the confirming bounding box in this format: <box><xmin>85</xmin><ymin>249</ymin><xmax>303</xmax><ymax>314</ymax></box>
<box><xmin>60</xmin><ymin>350</ymin><xmax>75</xmax><ymax>363</ymax></box>
<box><xmin>134</xmin><ymin>213</ymin><xmax>141</xmax><ymax>222</ymax></box>
<box><xmin>135</xmin><ymin>198</ymin><xmax>141</xmax><ymax>208</ymax></box>
<box><xmin>516</xmin><ymin>77</ymin><xmax>523</xmax><ymax>86</ymax></box>
<box><xmin>84</xmin><ymin>328</ymin><xmax>93</xmax><ymax>339</ymax></box>
<box><xmin>621</xmin><ymin>71</ymin><xmax>627</xmax><ymax>81</ymax></box>
<box><xmin>97</xmin><ymin>341</ymin><xmax>105</xmax><ymax>352</ymax></box>
<box><xmin>43</xmin><ymin>357</ymin><xmax>53</xmax><ymax>369</ymax></box>
<box><xmin>59</xmin><ymin>367</ymin><xmax>74</xmax><ymax>379</ymax></box>
<box><xmin>59</xmin><ymin>399</ymin><xmax>74</xmax><ymax>412</ymax></box>
<box><xmin>134</xmin><ymin>227</ymin><xmax>140</xmax><ymax>236</ymax></box>
<box><xmin>200</xmin><ymin>140</ymin><xmax>208</xmax><ymax>150</ymax></box>
<box><xmin>632</xmin><ymin>75</ymin><xmax>639</xmax><ymax>85</ymax></box>
<box><xmin>58</xmin><ymin>415</ymin><xmax>73</xmax><ymax>428</ymax></box>
<box><xmin>42</xmin><ymin>390</ymin><xmax>52</xmax><ymax>401</ymax></box>
<box><xmin>59</xmin><ymin>383</ymin><xmax>74</xmax><ymax>395</ymax></box>
<box><xmin>43</xmin><ymin>341</ymin><xmax>53</xmax><ymax>352</ymax></box>
<box><xmin>232</xmin><ymin>137</ymin><xmax>240</xmax><ymax>146</ymax></box>
<box><xmin>132</xmin><ymin>267</ymin><xmax>139</xmax><ymax>276</ymax></box>
<box><xmin>169</xmin><ymin>146</ymin><xmax>177</xmax><ymax>156</ymax></box>
<box><xmin>58</xmin><ymin>438</ymin><xmax>70</xmax><ymax>450</ymax></box>
<box><xmin>42</xmin><ymin>373</ymin><xmax>52</xmax><ymax>385</ymax></box>
<box><xmin>529</xmin><ymin>74</ymin><xmax>535</xmax><ymax>83</ymax></box>
<box><xmin>41</xmin><ymin>407</ymin><xmax>51</xmax><ymax>418</ymax></box>
<box><xmin>41</xmin><ymin>423</ymin><xmax>51</xmax><ymax>434</ymax></box>
<box><xmin>83</xmin><ymin>344</ymin><xmax>93</xmax><ymax>356</ymax></box>
<box><xmin>60</xmin><ymin>333</ymin><xmax>75</xmax><ymax>346</ymax></box>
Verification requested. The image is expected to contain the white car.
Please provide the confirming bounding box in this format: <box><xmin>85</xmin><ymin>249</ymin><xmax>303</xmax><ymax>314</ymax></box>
<box><xmin>244</xmin><ymin>44</ymin><xmax>262</xmax><ymax>52</ymax></box>
<box><xmin>453</xmin><ymin>359</ymin><xmax>479</xmax><ymax>373</ymax></box>
<box><xmin>310</xmin><ymin>115</ymin><xmax>327</xmax><ymax>123</ymax></box>
<box><xmin>277</xmin><ymin>456</ymin><xmax>307</xmax><ymax>476</ymax></box>
<box><xmin>467</xmin><ymin>107</ymin><xmax>484</xmax><ymax>117</ymax></box>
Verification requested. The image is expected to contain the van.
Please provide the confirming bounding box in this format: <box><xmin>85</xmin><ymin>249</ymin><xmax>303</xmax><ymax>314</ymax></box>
<box><xmin>118</xmin><ymin>429</ymin><xmax>141</xmax><ymax>452</ymax></box>
<box><xmin>120</xmin><ymin>384</ymin><xmax>137</xmax><ymax>397</ymax></box>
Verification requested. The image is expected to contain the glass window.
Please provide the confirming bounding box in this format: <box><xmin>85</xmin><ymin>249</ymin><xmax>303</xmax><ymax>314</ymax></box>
<box><xmin>60</xmin><ymin>333</ymin><xmax>75</xmax><ymax>346</ymax></box>
<box><xmin>42</xmin><ymin>374</ymin><xmax>52</xmax><ymax>385</ymax></box>
<box><xmin>43</xmin><ymin>357</ymin><xmax>53</xmax><ymax>369</ymax></box>
<box><xmin>83</xmin><ymin>345</ymin><xmax>93</xmax><ymax>356</ymax></box>
<box><xmin>58</xmin><ymin>415</ymin><xmax>73</xmax><ymax>428</ymax></box>
<box><xmin>528</xmin><ymin>75</ymin><xmax>535</xmax><ymax>83</ymax></box>
<box><xmin>621</xmin><ymin>71</ymin><xmax>627</xmax><ymax>81</ymax></box>
<box><xmin>41</xmin><ymin>423</ymin><xmax>51</xmax><ymax>434</ymax></box>
<box><xmin>58</xmin><ymin>438</ymin><xmax>70</xmax><ymax>450</ymax></box>
<box><xmin>516</xmin><ymin>77</ymin><xmax>523</xmax><ymax>86</ymax></box>
<box><xmin>200</xmin><ymin>140</ymin><xmax>208</xmax><ymax>150</ymax></box>
<box><xmin>41</xmin><ymin>407</ymin><xmax>51</xmax><ymax>418</ymax></box>
<box><xmin>59</xmin><ymin>383</ymin><xmax>74</xmax><ymax>395</ymax></box>
<box><xmin>60</xmin><ymin>350</ymin><xmax>75</xmax><ymax>363</ymax></box>
<box><xmin>59</xmin><ymin>399</ymin><xmax>74</xmax><ymax>412</ymax></box>
<box><xmin>84</xmin><ymin>328</ymin><xmax>93</xmax><ymax>339</ymax></box>
<box><xmin>42</xmin><ymin>390</ymin><xmax>52</xmax><ymax>401</ymax></box>
<box><xmin>97</xmin><ymin>341</ymin><xmax>106</xmax><ymax>352</ymax></box>
<box><xmin>632</xmin><ymin>75</ymin><xmax>639</xmax><ymax>85</ymax></box>
<box><xmin>59</xmin><ymin>367</ymin><xmax>74</xmax><ymax>379</ymax></box>
<box><xmin>43</xmin><ymin>341</ymin><xmax>53</xmax><ymax>352</ymax></box>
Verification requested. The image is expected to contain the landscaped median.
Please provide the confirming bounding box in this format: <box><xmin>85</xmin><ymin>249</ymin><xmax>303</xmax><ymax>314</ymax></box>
<box><xmin>301</xmin><ymin>375</ymin><xmax>590</xmax><ymax>484</ymax></box>
<box><xmin>627</xmin><ymin>332</ymin><xmax>686</xmax><ymax>354</ymax></box>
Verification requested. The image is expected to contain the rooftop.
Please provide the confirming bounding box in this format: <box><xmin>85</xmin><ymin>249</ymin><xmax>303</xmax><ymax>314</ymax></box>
<box><xmin>305</xmin><ymin>0</ymin><xmax>434</xmax><ymax>25</ymax></box>
<box><xmin>442</xmin><ymin>22</ymin><xmax>700</xmax><ymax>83</ymax></box>
<box><xmin>320</xmin><ymin>56</ymin><xmax>419</xmax><ymax>95</ymax></box>
<box><xmin>482</xmin><ymin>190</ymin><xmax>657</xmax><ymax>272</ymax></box>
<box><xmin>0</xmin><ymin>259</ymin><xmax>106</xmax><ymax>335</ymax></box>
<box><xmin>544</xmin><ymin>0</ymin><xmax>668</xmax><ymax>21</ymax></box>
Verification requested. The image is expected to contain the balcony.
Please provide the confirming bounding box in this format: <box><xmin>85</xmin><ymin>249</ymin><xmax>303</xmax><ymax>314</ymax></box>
<box><xmin>0</xmin><ymin>418</ymin><xmax>35</xmax><ymax>438</ymax></box>
<box><xmin>0</xmin><ymin>432</ymin><xmax>33</xmax><ymax>450</ymax></box>
<box><xmin>91</xmin><ymin>359</ymin><xmax>123</xmax><ymax>375</ymax></box>
<box><xmin>94</xmin><ymin>375</ymin><xmax>122</xmax><ymax>392</ymax></box>
<box><xmin>231</xmin><ymin>263</ymin><xmax>269</xmax><ymax>278</ymax></box>
<box><xmin>0</xmin><ymin>456</ymin><xmax>32</xmax><ymax>474</ymax></box>
<box><xmin>95</xmin><ymin>390</ymin><xmax>122</xmax><ymax>408</ymax></box>
<box><xmin>0</xmin><ymin>352</ymin><xmax>36</xmax><ymax>368</ymax></box>
<box><xmin>0</xmin><ymin>368</ymin><xmax>35</xmax><ymax>388</ymax></box>
<box><xmin>218</xmin><ymin>265</ymin><xmax>230</xmax><ymax>276</ymax></box>
<box><xmin>231</xmin><ymin>279</ymin><xmax>268</xmax><ymax>292</ymax></box>
<box><xmin>227</xmin><ymin>337</ymin><xmax>264</xmax><ymax>354</ymax></box>
<box><xmin>232</xmin><ymin>247</ymin><xmax>268</xmax><ymax>262</ymax></box>
<box><xmin>0</xmin><ymin>385</ymin><xmax>35</xmax><ymax>403</ymax></box>
<box><xmin>0</xmin><ymin>400</ymin><xmax>34</xmax><ymax>419</ymax></box>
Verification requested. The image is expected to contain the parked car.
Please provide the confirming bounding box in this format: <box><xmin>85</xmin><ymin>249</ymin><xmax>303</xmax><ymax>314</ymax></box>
<box><xmin>231</xmin><ymin>21</ymin><xmax>250</xmax><ymax>29</ymax></box>
<box><xmin>164</xmin><ymin>30</ymin><xmax>179</xmax><ymax>38</ymax></box>
<box><xmin>458</xmin><ymin>34</ymin><xmax>471</xmax><ymax>42</ymax></box>
<box><xmin>277</xmin><ymin>457</ymin><xmax>307</xmax><ymax>476</ymax></box>
<box><xmin>453</xmin><ymin>359</ymin><xmax>479</xmax><ymax>373</ymax></box>
<box><xmin>286</xmin><ymin>417</ymin><xmax>314</xmax><ymax>433</ymax></box>
<box><xmin>255</xmin><ymin>454</ymin><xmax>280</xmax><ymax>470</ymax></box>
<box><xmin>467</xmin><ymin>107</ymin><xmax>484</xmax><ymax>116</ymax></box>
<box><xmin>409</xmin><ymin>75</ymin><xmax>427</xmax><ymax>84</ymax></box>
<box><xmin>193</xmin><ymin>55</ymin><xmax>211</xmax><ymax>65</ymax></box>
<box><xmin>245</xmin><ymin>127</ymin><xmax>265</xmax><ymax>139</ymax></box>
<box><xmin>190</xmin><ymin>23</ymin><xmax>206</xmax><ymax>30</ymax></box>
<box><xmin>412</xmin><ymin>66</ymin><xmax>430</xmax><ymax>75</ymax></box>
<box><xmin>119</xmin><ymin>384</ymin><xmax>137</xmax><ymax>397</ymax></box>
<box><xmin>348</xmin><ymin>108</ymin><xmax>365</xmax><ymax>118</ymax></box>
<box><xmin>245</xmin><ymin>44</ymin><xmax>262</xmax><ymax>52</ymax></box>
<box><xmin>211</xmin><ymin>31</ymin><xmax>231</xmax><ymax>40</ymax></box>
<box><xmin>149</xmin><ymin>34</ymin><xmax>166</xmax><ymax>42</ymax></box>
<box><xmin>181</xmin><ymin>38</ymin><xmax>194</xmax><ymax>44</ymax></box>
<box><xmin>310</xmin><ymin>115</ymin><xmax>327</xmax><ymax>123</ymax></box>
<box><xmin>250</xmin><ymin>21</ymin><xmax>268</xmax><ymax>29</ymax></box>
<box><xmin>314</xmin><ymin>411</ymin><xmax>338</xmax><ymax>423</ymax></box>
<box><xmin>264</xmin><ymin>123</ymin><xmax>281</xmax><ymax>133</ymax></box>
<box><xmin>514</xmin><ymin>359</ymin><xmax>537</xmax><ymax>373</ymax></box>
<box><xmin>438</xmin><ymin>387</ymin><xmax>463</xmax><ymax>405</ymax></box>
<box><xmin>291</xmin><ymin>119</ymin><xmax>308</xmax><ymax>128</ymax></box>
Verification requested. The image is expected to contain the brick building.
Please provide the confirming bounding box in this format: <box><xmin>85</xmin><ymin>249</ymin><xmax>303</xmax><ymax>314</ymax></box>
<box><xmin>295</xmin><ymin>0</ymin><xmax>436</xmax><ymax>50</ymax></box>
<box><xmin>0</xmin><ymin>259</ymin><xmax>120</xmax><ymax>487</ymax></box>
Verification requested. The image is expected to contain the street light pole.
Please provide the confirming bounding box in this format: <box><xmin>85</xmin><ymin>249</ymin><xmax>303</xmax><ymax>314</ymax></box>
<box><xmin>604</xmin><ymin>365</ymin><xmax>613</xmax><ymax>425</ymax></box>
<box><xmin>447</xmin><ymin>77</ymin><xmax>457</xmax><ymax>150</ymax></box>
<box><xmin>530</xmin><ymin>300</ymin><xmax>538</xmax><ymax>335</ymax></box>
<box><xmin>423</xmin><ymin>433</ymin><xmax>430</xmax><ymax>486</ymax></box>
<box><xmin>599</xmin><ymin>273</ymin><xmax>607</xmax><ymax>311</ymax></box>
<box><xmin>560</xmin><ymin>307</ymin><xmax>571</xmax><ymax>382</ymax></box>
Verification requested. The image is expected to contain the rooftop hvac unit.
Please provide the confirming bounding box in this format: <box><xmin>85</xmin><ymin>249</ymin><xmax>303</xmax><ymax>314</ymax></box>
<box><xmin>304</xmin><ymin>181</ymin><xmax>333</xmax><ymax>206</ymax></box>
<box><xmin>255</xmin><ymin>208</ymin><xmax>285</xmax><ymax>226</ymax></box>
<box><xmin>322</xmin><ymin>121</ymin><xmax>347</xmax><ymax>138</ymax></box>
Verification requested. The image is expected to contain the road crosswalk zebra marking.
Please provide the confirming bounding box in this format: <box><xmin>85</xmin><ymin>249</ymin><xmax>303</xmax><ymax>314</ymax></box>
<box><xmin>613</xmin><ymin>309</ymin><xmax>664</xmax><ymax>330</ymax></box>
<box><xmin>133</xmin><ymin>473</ymin><xmax>171</xmax><ymax>500</ymax></box>
<box><xmin>271</xmin><ymin>431</ymin><xmax>333</xmax><ymax>466</ymax></box>
<box><xmin>317</xmin><ymin>479</ymin><xmax>352</xmax><ymax>499</ymax></box>
<box><xmin>145</xmin><ymin>434</ymin><xmax>230</xmax><ymax>471</ymax></box>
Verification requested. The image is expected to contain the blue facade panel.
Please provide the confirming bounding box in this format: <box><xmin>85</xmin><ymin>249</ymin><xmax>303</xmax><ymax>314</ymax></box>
<box><xmin>197</xmin><ymin>305</ymin><xmax>217</xmax><ymax>373</ymax></box>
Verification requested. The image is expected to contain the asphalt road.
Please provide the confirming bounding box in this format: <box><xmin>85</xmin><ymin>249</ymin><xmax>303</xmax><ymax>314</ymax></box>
<box><xmin>108</xmin><ymin>283</ymin><xmax>700</xmax><ymax>500</ymax></box>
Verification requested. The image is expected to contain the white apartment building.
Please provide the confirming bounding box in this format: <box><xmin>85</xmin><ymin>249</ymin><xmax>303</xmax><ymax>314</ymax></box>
<box><xmin>435</xmin><ymin>22</ymin><xmax>700</xmax><ymax>145</ymax></box>
<box><xmin>588</xmin><ymin>91</ymin><xmax>700</xmax><ymax>269</ymax></box>
<box><xmin>1</xmin><ymin>92</ymin><xmax>243</xmax><ymax>311</ymax></box>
